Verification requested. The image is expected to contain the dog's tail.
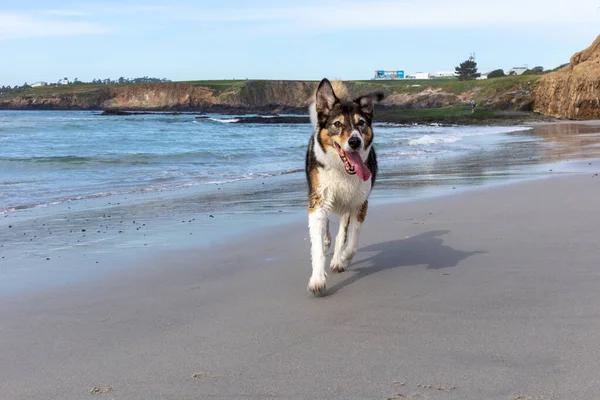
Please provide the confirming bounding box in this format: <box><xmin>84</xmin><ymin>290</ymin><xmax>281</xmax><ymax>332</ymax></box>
<box><xmin>309</xmin><ymin>80</ymin><xmax>349</xmax><ymax>128</ymax></box>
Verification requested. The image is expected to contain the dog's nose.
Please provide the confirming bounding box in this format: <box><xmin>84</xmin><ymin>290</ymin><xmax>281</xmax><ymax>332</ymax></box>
<box><xmin>348</xmin><ymin>136</ymin><xmax>361</xmax><ymax>149</ymax></box>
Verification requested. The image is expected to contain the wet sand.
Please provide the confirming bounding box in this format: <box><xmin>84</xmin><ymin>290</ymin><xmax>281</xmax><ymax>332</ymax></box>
<box><xmin>2</xmin><ymin>164</ymin><xmax>600</xmax><ymax>399</ymax></box>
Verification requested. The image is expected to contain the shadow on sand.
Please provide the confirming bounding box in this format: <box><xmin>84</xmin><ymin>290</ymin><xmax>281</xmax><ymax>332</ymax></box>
<box><xmin>326</xmin><ymin>230</ymin><xmax>485</xmax><ymax>295</ymax></box>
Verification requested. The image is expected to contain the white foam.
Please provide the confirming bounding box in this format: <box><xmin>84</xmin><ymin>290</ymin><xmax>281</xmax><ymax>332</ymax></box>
<box><xmin>408</xmin><ymin>126</ymin><xmax>530</xmax><ymax>146</ymax></box>
<box><xmin>208</xmin><ymin>118</ymin><xmax>240</xmax><ymax>123</ymax></box>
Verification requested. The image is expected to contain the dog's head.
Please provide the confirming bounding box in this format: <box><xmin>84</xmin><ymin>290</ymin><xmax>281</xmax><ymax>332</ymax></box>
<box><xmin>314</xmin><ymin>78</ymin><xmax>383</xmax><ymax>181</ymax></box>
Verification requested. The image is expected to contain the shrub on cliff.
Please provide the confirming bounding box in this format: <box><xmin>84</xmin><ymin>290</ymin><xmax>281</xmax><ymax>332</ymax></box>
<box><xmin>487</xmin><ymin>69</ymin><xmax>505</xmax><ymax>79</ymax></box>
<box><xmin>523</xmin><ymin>66</ymin><xmax>544</xmax><ymax>75</ymax></box>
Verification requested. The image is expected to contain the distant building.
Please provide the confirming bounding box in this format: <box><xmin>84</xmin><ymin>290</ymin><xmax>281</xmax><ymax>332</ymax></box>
<box><xmin>508</xmin><ymin>67</ymin><xmax>528</xmax><ymax>76</ymax></box>
<box><xmin>374</xmin><ymin>70</ymin><xmax>405</xmax><ymax>80</ymax></box>
<box><xmin>58</xmin><ymin>78</ymin><xmax>69</xmax><ymax>85</ymax></box>
<box><xmin>31</xmin><ymin>81</ymin><xmax>48</xmax><ymax>87</ymax></box>
<box><xmin>415</xmin><ymin>72</ymin><xmax>431</xmax><ymax>80</ymax></box>
<box><xmin>476</xmin><ymin>72</ymin><xmax>490</xmax><ymax>80</ymax></box>
<box><xmin>435</xmin><ymin>71</ymin><xmax>455</xmax><ymax>78</ymax></box>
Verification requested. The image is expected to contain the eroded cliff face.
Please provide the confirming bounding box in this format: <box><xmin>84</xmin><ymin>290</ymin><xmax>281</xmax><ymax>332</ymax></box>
<box><xmin>534</xmin><ymin>35</ymin><xmax>600</xmax><ymax>119</ymax></box>
<box><xmin>0</xmin><ymin>88</ymin><xmax>112</xmax><ymax>110</ymax></box>
<box><xmin>0</xmin><ymin>81</ymin><xmax>318</xmax><ymax>112</ymax></box>
<box><xmin>0</xmin><ymin>78</ymin><xmax>534</xmax><ymax>113</ymax></box>
<box><xmin>104</xmin><ymin>83</ymin><xmax>216</xmax><ymax>109</ymax></box>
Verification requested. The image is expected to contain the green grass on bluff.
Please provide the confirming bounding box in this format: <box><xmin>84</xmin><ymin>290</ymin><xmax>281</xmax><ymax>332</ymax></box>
<box><xmin>1</xmin><ymin>75</ymin><xmax>540</xmax><ymax>103</ymax></box>
<box><xmin>349</xmin><ymin>75</ymin><xmax>539</xmax><ymax>100</ymax></box>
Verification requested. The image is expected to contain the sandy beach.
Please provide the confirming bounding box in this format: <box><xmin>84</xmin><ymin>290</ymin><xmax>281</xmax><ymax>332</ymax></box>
<box><xmin>2</xmin><ymin>161</ymin><xmax>600</xmax><ymax>399</ymax></box>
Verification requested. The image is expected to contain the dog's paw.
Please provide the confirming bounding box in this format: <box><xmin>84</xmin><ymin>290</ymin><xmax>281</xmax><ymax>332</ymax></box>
<box><xmin>330</xmin><ymin>260</ymin><xmax>347</xmax><ymax>273</ymax></box>
<box><xmin>307</xmin><ymin>275</ymin><xmax>327</xmax><ymax>296</ymax></box>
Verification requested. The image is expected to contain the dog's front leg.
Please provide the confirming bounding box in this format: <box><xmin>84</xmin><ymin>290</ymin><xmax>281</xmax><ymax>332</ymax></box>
<box><xmin>341</xmin><ymin>201</ymin><xmax>368</xmax><ymax>264</ymax></box>
<box><xmin>330</xmin><ymin>213</ymin><xmax>350</xmax><ymax>273</ymax></box>
<box><xmin>308</xmin><ymin>206</ymin><xmax>328</xmax><ymax>295</ymax></box>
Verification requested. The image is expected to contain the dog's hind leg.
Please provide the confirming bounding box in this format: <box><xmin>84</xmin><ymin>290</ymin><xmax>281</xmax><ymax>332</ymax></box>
<box><xmin>323</xmin><ymin>218</ymin><xmax>331</xmax><ymax>252</ymax></box>
<box><xmin>341</xmin><ymin>201</ymin><xmax>369</xmax><ymax>265</ymax></box>
<box><xmin>330</xmin><ymin>213</ymin><xmax>350</xmax><ymax>273</ymax></box>
<box><xmin>308</xmin><ymin>206</ymin><xmax>328</xmax><ymax>295</ymax></box>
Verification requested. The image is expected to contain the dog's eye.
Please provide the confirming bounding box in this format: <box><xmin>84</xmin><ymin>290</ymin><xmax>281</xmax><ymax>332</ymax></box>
<box><xmin>357</xmin><ymin>120</ymin><xmax>365</xmax><ymax>127</ymax></box>
<box><xmin>333</xmin><ymin>121</ymin><xmax>342</xmax><ymax>128</ymax></box>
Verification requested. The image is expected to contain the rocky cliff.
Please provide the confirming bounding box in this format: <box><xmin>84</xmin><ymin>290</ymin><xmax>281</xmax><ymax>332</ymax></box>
<box><xmin>0</xmin><ymin>77</ymin><xmax>536</xmax><ymax>114</ymax></box>
<box><xmin>534</xmin><ymin>35</ymin><xmax>600</xmax><ymax>119</ymax></box>
<box><xmin>0</xmin><ymin>81</ymin><xmax>317</xmax><ymax>113</ymax></box>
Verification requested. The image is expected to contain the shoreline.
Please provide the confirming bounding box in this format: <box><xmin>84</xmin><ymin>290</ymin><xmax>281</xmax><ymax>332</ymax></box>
<box><xmin>3</xmin><ymin>120</ymin><xmax>600</xmax><ymax>295</ymax></box>
<box><xmin>2</xmin><ymin>106</ymin><xmax>561</xmax><ymax>126</ymax></box>
<box><xmin>1</xmin><ymin>153</ymin><xmax>596</xmax><ymax>294</ymax></box>
<box><xmin>2</xmin><ymin>168</ymin><xmax>600</xmax><ymax>399</ymax></box>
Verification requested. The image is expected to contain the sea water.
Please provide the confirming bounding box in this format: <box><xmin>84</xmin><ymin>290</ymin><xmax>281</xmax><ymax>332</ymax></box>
<box><xmin>2</xmin><ymin>110</ymin><xmax>600</xmax><ymax>292</ymax></box>
<box><xmin>0</xmin><ymin>110</ymin><xmax>549</xmax><ymax>213</ymax></box>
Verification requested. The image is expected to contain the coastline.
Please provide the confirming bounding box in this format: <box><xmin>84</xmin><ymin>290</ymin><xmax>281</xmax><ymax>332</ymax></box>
<box><xmin>3</xmin><ymin>120</ymin><xmax>600</xmax><ymax>295</ymax></box>
<box><xmin>2</xmin><ymin>166</ymin><xmax>600</xmax><ymax>399</ymax></box>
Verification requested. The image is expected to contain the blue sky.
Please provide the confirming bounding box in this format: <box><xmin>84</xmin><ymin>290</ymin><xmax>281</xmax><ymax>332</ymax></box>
<box><xmin>1</xmin><ymin>0</ymin><xmax>599</xmax><ymax>86</ymax></box>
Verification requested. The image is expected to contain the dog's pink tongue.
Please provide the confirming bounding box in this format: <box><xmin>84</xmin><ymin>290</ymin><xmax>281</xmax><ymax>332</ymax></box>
<box><xmin>346</xmin><ymin>152</ymin><xmax>371</xmax><ymax>181</ymax></box>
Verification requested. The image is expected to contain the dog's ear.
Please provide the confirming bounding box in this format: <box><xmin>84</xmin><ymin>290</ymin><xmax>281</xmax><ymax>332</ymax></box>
<box><xmin>354</xmin><ymin>91</ymin><xmax>384</xmax><ymax>118</ymax></box>
<box><xmin>315</xmin><ymin>78</ymin><xmax>339</xmax><ymax>120</ymax></box>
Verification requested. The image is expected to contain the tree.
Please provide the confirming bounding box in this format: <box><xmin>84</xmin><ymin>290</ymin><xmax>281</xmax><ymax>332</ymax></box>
<box><xmin>455</xmin><ymin>56</ymin><xmax>481</xmax><ymax>81</ymax></box>
<box><xmin>487</xmin><ymin>69</ymin><xmax>505</xmax><ymax>79</ymax></box>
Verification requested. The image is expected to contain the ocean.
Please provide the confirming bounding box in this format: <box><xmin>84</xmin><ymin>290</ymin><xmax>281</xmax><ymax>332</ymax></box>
<box><xmin>1</xmin><ymin>110</ymin><xmax>599</xmax><ymax>292</ymax></box>
<box><xmin>0</xmin><ymin>110</ymin><xmax>549</xmax><ymax>213</ymax></box>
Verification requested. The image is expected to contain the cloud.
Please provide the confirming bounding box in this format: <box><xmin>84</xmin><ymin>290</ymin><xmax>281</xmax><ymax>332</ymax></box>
<box><xmin>0</xmin><ymin>12</ymin><xmax>111</xmax><ymax>40</ymax></box>
<box><xmin>4</xmin><ymin>1</ymin><xmax>598</xmax><ymax>41</ymax></box>
<box><xmin>167</xmin><ymin>0</ymin><xmax>600</xmax><ymax>31</ymax></box>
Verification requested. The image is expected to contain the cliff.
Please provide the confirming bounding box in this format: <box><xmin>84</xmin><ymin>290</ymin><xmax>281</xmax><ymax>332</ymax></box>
<box><xmin>0</xmin><ymin>76</ymin><xmax>537</xmax><ymax>114</ymax></box>
<box><xmin>534</xmin><ymin>35</ymin><xmax>600</xmax><ymax>119</ymax></box>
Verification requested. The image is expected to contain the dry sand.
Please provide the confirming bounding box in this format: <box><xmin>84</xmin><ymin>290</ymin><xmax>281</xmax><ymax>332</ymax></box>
<box><xmin>2</xmin><ymin>169</ymin><xmax>600</xmax><ymax>400</ymax></box>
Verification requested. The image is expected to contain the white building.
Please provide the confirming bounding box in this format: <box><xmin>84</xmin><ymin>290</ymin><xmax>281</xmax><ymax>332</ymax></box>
<box><xmin>435</xmin><ymin>71</ymin><xmax>455</xmax><ymax>78</ymax></box>
<box><xmin>58</xmin><ymin>78</ymin><xmax>69</xmax><ymax>85</ymax></box>
<box><xmin>476</xmin><ymin>72</ymin><xmax>490</xmax><ymax>80</ymax></box>
<box><xmin>415</xmin><ymin>72</ymin><xmax>431</xmax><ymax>80</ymax></box>
<box><xmin>30</xmin><ymin>81</ymin><xmax>48</xmax><ymax>87</ymax></box>
<box><xmin>508</xmin><ymin>67</ymin><xmax>528</xmax><ymax>76</ymax></box>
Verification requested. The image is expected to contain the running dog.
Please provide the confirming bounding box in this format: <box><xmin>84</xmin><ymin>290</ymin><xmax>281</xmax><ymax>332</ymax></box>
<box><xmin>305</xmin><ymin>78</ymin><xmax>384</xmax><ymax>295</ymax></box>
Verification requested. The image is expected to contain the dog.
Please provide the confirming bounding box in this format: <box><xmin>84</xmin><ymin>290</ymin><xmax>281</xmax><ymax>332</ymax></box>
<box><xmin>305</xmin><ymin>78</ymin><xmax>384</xmax><ymax>295</ymax></box>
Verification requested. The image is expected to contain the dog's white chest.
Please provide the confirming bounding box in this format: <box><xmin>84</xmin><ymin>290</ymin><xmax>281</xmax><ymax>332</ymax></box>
<box><xmin>318</xmin><ymin>167</ymin><xmax>371</xmax><ymax>214</ymax></box>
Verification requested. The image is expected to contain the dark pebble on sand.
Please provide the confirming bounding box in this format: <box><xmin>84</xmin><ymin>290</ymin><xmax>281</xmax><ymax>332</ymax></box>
<box><xmin>209</xmin><ymin>215</ymin><xmax>214</xmax><ymax>218</ymax></box>
<box><xmin>82</xmin><ymin>229</ymin><xmax>86</xmax><ymax>232</ymax></box>
<box><xmin>8</xmin><ymin>225</ymin><xmax>12</xmax><ymax>228</ymax></box>
<box><xmin>46</xmin><ymin>258</ymin><xmax>50</xmax><ymax>260</ymax></box>
<box><xmin>119</xmin><ymin>230</ymin><xmax>123</xmax><ymax>233</ymax></box>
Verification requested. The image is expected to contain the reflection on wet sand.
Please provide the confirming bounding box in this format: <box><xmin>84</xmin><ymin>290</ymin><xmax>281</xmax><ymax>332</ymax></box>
<box><xmin>525</xmin><ymin>123</ymin><xmax>600</xmax><ymax>162</ymax></box>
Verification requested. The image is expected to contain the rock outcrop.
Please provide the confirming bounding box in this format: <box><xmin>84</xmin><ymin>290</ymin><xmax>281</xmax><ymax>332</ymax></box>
<box><xmin>534</xmin><ymin>35</ymin><xmax>600</xmax><ymax>119</ymax></box>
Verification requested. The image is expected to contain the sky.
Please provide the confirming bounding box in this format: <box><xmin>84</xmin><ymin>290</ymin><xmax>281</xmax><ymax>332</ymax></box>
<box><xmin>1</xmin><ymin>0</ymin><xmax>599</xmax><ymax>86</ymax></box>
